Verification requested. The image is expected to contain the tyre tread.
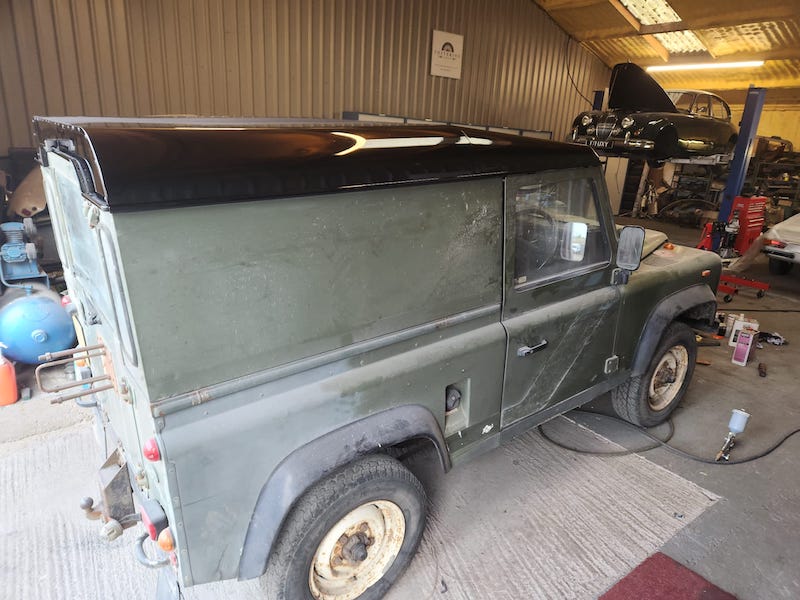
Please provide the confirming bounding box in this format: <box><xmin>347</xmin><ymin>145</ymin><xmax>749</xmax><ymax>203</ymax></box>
<box><xmin>263</xmin><ymin>454</ymin><xmax>425</xmax><ymax>599</ymax></box>
<box><xmin>611</xmin><ymin>321</ymin><xmax>695</xmax><ymax>427</ymax></box>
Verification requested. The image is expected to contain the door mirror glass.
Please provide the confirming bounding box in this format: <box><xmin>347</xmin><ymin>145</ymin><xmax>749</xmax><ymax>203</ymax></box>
<box><xmin>561</xmin><ymin>222</ymin><xmax>588</xmax><ymax>262</ymax></box>
<box><xmin>617</xmin><ymin>226</ymin><xmax>645</xmax><ymax>271</ymax></box>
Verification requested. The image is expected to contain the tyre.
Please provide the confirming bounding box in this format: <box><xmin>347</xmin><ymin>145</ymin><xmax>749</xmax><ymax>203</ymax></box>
<box><xmin>768</xmin><ymin>258</ymin><xmax>793</xmax><ymax>275</ymax></box>
<box><xmin>612</xmin><ymin>321</ymin><xmax>697</xmax><ymax>427</ymax></box>
<box><xmin>262</xmin><ymin>454</ymin><xmax>427</xmax><ymax>600</ymax></box>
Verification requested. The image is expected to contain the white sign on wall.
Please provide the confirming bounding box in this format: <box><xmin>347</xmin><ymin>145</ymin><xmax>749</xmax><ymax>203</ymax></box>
<box><xmin>430</xmin><ymin>30</ymin><xmax>463</xmax><ymax>79</ymax></box>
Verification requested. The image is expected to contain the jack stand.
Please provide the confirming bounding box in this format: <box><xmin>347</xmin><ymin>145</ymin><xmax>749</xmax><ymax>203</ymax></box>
<box><xmin>718</xmin><ymin>274</ymin><xmax>769</xmax><ymax>303</ymax></box>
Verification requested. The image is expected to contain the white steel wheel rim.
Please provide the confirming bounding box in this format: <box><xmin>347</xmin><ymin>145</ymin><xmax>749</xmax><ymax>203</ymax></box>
<box><xmin>648</xmin><ymin>344</ymin><xmax>689</xmax><ymax>411</ymax></box>
<box><xmin>309</xmin><ymin>500</ymin><xmax>406</xmax><ymax>600</ymax></box>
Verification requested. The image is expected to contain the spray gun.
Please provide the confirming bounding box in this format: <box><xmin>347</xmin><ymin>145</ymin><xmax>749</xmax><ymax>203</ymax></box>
<box><xmin>716</xmin><ymin>409</ymin><xmax>751</xmax><ymax>462</ymax></box>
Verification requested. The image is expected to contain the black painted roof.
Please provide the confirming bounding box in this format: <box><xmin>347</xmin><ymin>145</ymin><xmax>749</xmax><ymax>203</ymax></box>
<box><xmin>34</xmin><ymin>117</ymin><xmax>599</xmax><ymax>212</ymax></box>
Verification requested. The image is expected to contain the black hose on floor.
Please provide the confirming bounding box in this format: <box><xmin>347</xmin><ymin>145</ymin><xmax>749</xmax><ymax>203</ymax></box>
<box><xmin>538</xmin><ymin>409</ymin><xmax>800</xmax><ymax>465</ymax></box>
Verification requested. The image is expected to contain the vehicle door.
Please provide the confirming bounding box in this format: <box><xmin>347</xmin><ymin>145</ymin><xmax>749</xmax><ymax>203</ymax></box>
<box><xmin>500</xmin><ymin>167</ymin><xmax>621</xmax><ymax>427</ymax></box>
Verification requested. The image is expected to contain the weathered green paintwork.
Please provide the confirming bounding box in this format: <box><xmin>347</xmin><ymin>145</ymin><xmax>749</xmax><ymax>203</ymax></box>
<box><xmin>112</xmin><ymin>179</ymin><xmax>503</xmax><ymax>401</ymax></box>
<box><xmin>36</xmin><ymin>121</ymin><xmax>721</xmax><ymax>591</ymax></box>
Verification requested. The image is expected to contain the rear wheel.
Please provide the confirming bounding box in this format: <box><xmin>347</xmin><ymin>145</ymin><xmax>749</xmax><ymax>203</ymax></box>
<box><xmin>263</xmin><ymin>454</ymin><xmax>426</xmax><ymax>600</ymax></box>
<box><xmin>768</xmin><ymin>258</ymin><xmax>793</xmax><ymax>275</ymax></box>
<box><xmin>612</xmin><ymin>322</ymin><xmax>696</xmax><ymax>427</ymax></box>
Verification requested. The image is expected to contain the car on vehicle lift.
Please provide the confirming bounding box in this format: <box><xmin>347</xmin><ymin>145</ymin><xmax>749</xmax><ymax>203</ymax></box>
<box><xmin>570</xmin><ymin>63</ymin><xmax>738</xmax><ymax>163</ymax></box>
<box><xmin>34</xmin><ymin>117</ymin><xmax>722</xmax><ymax>600</ymax></box>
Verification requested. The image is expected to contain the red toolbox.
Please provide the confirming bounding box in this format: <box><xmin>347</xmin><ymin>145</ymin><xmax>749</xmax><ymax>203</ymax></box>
<box><xmin>729</xmin><ymin>195</ymin><xmax>766</xmax><ymax>255</ymax></box>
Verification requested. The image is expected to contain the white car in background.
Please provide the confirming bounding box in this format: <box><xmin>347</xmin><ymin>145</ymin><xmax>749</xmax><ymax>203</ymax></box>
<box><xmin>763</xmin><ymin>212</ymin><xmax>800</xmax><ymax>274</ymax></box>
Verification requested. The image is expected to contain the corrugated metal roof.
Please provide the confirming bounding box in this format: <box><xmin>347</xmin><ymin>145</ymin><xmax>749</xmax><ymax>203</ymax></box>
<box><xmin>533</xmin><ymin>1</ymin><xmax>800</xmax><ymax>95</ymax></box>
<box><xmin>698</xmin><ymin>20</ymin><xmax>800</xmax><ymax>57</ymax></box>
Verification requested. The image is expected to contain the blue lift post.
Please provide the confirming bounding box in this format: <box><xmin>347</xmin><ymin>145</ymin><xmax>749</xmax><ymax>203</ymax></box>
<box><xmin>718</xmin><ymin>86</ymin><xmax>767</xmax><ymax>226</ymax></box>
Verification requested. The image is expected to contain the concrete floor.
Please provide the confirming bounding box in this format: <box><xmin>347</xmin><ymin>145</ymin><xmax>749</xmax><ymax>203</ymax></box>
<box><xmin>591</xmin><ymin>216</ymin><xmax>800</xmax><ymax>599</ymax></box>
<box><xmin>1</xmin><ymin>216</ymin><xmax>798</xmax><ymax>599</ymax></box>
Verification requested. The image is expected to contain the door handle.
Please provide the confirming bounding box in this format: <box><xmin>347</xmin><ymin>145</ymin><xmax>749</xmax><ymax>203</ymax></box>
<box><xmin>517</xmin><ymin>339</ymin><xmax>548</xmax><ymax>357</ymax></box>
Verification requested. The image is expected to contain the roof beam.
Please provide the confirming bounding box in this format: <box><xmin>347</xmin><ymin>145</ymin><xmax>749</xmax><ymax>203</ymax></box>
<box><xmin>641</xmin><ymin>35</ymin><xmax>670</xmax><ymax>62</ymax></box>
<box><xmin>640</xmin><ymin>12</ymin><xmax>796</xmax><ymax>35</ymax></box>
<box><xmin>606</xmin><ymin>0</ymin><xmax>641</xmax><ymax>32</ymax></box>
<box><xmin>628</xmin><ymin>47</ymin><xmax>800</xmax><ymax>67</ymax></box>
<box><xmin>606</xmin><ymin>0</ymin><xmax>670</xmax><ymax>62</ymax></box>
<box><xmin>711</xmin><ymin>87</ymin><xmax>800</xmax><ymax>106</ymax></box>
<box><xmin>579</xmin><ymin>12</ymin><xmax>799</xmax><ymax>41</ymax></box>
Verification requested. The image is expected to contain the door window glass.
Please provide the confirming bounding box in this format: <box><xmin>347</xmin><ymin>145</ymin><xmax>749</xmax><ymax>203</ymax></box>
<box><xmin>514</xmin><ymin>177</ymin><xmax>610</xmax><ymax>287</ymax></box>
<box><xmin>693</xmin><ymin>94</ymin><xmax>711</xmax><ymax>116</ymax></box>
<box><xmin>667</xmin><ymin>91</ymin><xmax>694</xmax><ymax>113</ymax></box>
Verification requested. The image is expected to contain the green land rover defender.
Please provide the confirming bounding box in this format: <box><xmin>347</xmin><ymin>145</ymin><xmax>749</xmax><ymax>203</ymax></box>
<box><xmin>34</xmin><ymin>117</ymin><xmax>721</xmax><ymax>600</ymax></box>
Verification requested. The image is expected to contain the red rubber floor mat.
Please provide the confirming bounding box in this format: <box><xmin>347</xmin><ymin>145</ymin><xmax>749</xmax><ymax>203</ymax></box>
<box><xmin>600</xmin><ymin>552</ymin><xmax>737</xmax><ymax>600</ymax></box>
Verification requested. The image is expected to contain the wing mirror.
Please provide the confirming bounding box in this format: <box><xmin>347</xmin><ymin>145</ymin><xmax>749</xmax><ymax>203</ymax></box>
<box><xmin>617</xmin><ymin>226</ymin><xmax>645</xmax><ymax>272</ymax></box>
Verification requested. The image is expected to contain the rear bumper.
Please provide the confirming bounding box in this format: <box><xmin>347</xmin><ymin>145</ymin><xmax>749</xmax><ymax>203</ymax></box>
<box><xmin>763</xmin><ymin>247</ymin><xmax>798</xmax><ymax>263</ymax></box>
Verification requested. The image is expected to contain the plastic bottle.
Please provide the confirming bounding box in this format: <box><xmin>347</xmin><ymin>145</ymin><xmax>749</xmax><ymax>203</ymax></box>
<box><xmin>0</xmin><ymin>345</ymin><xmax>18</xmax><ymax>406</ymax></box>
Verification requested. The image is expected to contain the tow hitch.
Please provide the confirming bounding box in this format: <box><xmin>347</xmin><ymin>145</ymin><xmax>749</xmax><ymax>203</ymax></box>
<box><xmin>80</xmin><ymin>447</ymin><xmax>138</xmax><ymax>541</ymax></box>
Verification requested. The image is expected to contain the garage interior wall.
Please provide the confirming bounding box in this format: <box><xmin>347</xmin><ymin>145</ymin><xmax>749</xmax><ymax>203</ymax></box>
<box><xmin>0</xmin><ymin>0</ymin><xmax>610</xmax><ymax>156</ymax></box>
<box><xmin>729</xmin><ymin>106</ymin><xmax>800</xmax><ymax>149</ymax></box>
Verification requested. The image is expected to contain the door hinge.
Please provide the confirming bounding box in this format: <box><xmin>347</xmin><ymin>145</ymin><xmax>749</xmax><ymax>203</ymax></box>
<box><xmin>604</xmin><ymin>355</ymin><xmax>619</xmax><ymax>374</ymax></box>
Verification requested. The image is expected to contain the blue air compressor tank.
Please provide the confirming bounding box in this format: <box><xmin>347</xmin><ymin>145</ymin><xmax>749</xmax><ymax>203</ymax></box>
<box><xmin>0</xmin><ymin>288</ymin><xmax>76</xmax><ymax>364</ymax></box>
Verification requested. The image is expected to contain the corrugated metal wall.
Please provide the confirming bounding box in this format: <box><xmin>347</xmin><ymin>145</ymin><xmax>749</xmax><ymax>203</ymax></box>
<box><xmin>0</xmin><ymin>0</ymin><xmax>609</xmax><ymax>153</ymax></box>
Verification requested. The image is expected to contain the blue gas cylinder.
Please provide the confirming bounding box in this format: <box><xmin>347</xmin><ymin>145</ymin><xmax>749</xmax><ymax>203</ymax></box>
<box><xmin>0</xmin><ymin>291</ymin><xmax>76</xmax><ymax>363</ymax></box>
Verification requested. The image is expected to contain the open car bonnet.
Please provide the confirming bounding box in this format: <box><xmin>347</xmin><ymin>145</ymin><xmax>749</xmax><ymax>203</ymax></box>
<box><xmin>608</xmin><ymin>63</ymin><xmax>678</xmax><ymax>113</ymax></box>
<box><xmin>769</xmin><ymin>213</ymin><xmax>800</xmax><ymax>244</ymax></box>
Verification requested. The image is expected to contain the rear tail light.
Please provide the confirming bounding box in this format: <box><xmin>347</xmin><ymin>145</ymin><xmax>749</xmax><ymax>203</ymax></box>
<box><xmin>143</xmin><ymin>437</ymin><xmax>161</xmax><ymax>462</ymax></box>
<box><xmin>767</xmin><ymin>239</ymin><xmax>786</xmax><ymax>248</ymax></box>
<box><xmin>139</xmin><ymin>498</ymin><xmax>168</xmax><ymax>540</ymax></box>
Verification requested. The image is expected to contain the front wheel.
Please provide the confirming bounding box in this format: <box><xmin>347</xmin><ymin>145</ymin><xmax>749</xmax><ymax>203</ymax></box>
<box><xmin>262</xmin><ymin>454</ymin><xmax>427</xmax><ymax>600</ymax></box>
<box><xmin>612</xmin><ymin>321</ymin><xmax>697</xmax><ymax>427</ymax></box>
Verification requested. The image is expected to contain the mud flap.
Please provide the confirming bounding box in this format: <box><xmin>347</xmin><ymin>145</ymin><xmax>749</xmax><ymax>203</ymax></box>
<box><xmin>156</xmin><ymin>568</ymin><xmax>181</xmax><ymax>600</ymax></box>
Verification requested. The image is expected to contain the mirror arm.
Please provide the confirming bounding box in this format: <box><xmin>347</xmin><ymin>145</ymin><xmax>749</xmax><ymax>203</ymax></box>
<box><xmin>612</xmin><ymin>268</ymin><xmax>631</xmax><ymax>286</ymax></box>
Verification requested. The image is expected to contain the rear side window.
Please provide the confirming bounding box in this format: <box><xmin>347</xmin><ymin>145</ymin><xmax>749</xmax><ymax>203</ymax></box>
<box><xmin>513</xmin><ymin>176</ymin><xmax>610</xmax><ymax>287</ymax></box>
<box><xmin>710</xmin><ymin>97</ymin><xmax>729</xmax><ymax>120</ymax></box>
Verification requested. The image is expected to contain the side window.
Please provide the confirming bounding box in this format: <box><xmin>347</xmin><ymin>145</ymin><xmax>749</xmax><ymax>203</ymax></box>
<box><xmin>514</xmin><ymin>176</ymin><xmax>611</xmax><ymax>288</ymax></box>
<box><xmin>711</xmin><ymin>97</ymin><xmax>729</xmax><ymax>120</ymax></box>
<box><xmin>693</xmin><ymin>94</ymin><xmax>711</xmax><ymax>116</ymax></box>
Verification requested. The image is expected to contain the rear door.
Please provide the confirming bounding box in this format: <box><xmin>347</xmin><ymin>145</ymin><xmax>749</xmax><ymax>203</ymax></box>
<box><xmin>500</xmin><ymin>167</ymin><xmax>621</xmax><ymax>426</ymax></box>
<box><xmin>42</xmin><ymin>152</ymin><xmax>145</xmax><ymax>461</ymax></box>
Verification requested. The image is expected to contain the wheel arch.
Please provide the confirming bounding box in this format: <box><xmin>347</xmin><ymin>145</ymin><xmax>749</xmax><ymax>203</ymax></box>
<box><xmin>631</xmin><ymin>284</ymin><xmax>716</xmax><ymax>376</ymax></box>
<box><xmin>237</xmin><ymin>404</ymin><xmax>449</xmax><ymax>581</ymax></box>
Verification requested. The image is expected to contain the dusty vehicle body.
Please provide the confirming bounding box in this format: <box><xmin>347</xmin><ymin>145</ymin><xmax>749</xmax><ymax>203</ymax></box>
<box><xmin>763</xmin><ymin>212</ymin><xmax>800</xmax><ymax>274</ymax></box>
<box><xmin>571</xmin><ymin>63</ymin><xmax>738</xmax><ymax>162</ymax></box>
<box><xmin>34</xmin><ymin>117</ymin><xmax>721</xmax><ymax>600</ymax></box>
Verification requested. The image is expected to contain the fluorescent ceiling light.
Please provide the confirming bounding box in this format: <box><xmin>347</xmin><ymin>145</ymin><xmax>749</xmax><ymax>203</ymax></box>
<box><xmin>646</xmin><ymin>61</ymin><xmax>765</xmax><ymax>72</ymax></box>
